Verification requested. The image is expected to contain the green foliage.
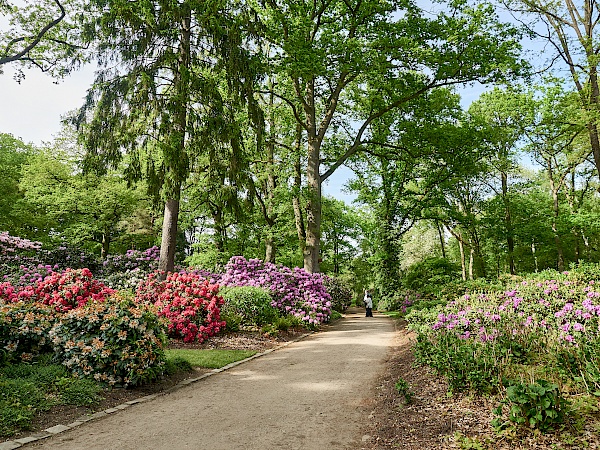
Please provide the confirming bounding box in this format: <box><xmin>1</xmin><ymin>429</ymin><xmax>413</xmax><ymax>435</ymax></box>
<box><xmin>0</xmin><ymin>301</ymin><xmax>57</xmax><ymax>363</ymax></box>
<box><xmin>220</xmin><ymin>286</ymin><xmax>280</xmax><ymax>328</ymax></box>
<box><xmin>394</xmin><ymin>377</ymin><xmax>414</xmax><ymax>404</ymax></box>
<box><xmin>163</xmin><ymin>356</ymin><xmax>193</xmax><ymax>376</ymax></box>
<box><xmin>402</xmin><ymin>257</ymin><xmax>461</xmax><ymax>298</ymax></box>
<box><xmin>413</xmin><ymin>333</ymin><xmax>502</xmax><ymax>394</ymax></box>
<box><xmin>56</xmin><ymin>377</ymin><xmax>102</xmax><ymax>406</ymax></box>
<box><xmin>322</xmin><ymin>275</ymin><xmax>353</xmax><ymax>312</ymax></box>
<box><xmin>0</xmin><ymin>358</ymin><xmax>106</xmax><ymax>437</ymax></box>
<box><xmin>492</xmin><ymin>380</ymin><xmax>569</xmax><ymax>432</ymax></box>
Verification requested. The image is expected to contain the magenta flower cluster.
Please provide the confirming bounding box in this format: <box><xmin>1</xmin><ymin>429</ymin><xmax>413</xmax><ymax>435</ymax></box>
<box><xmin>196</xmin><ymin>256</ymin><xmax>332</xmax><ymax>324</ymax></box>
<box><xmin>427</xmin><ymin>278</ymin><xmax>600</xmax><ymax>346</ymax></box>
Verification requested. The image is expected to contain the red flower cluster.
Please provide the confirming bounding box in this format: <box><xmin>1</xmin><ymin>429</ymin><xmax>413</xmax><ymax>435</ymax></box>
<box><xmin>26</xmin><ymin>268</ymin><xmax>114</xmax><ymax>312</ymax></box>
<box><xmin>136</xmin><ymin>272</ymin><xmax>225</xmax><ymax>343</ymax></box>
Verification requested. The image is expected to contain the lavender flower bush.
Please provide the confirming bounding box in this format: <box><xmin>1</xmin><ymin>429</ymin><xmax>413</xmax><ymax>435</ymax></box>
<box><xmin>407</xmin><ymin>270</ymin><xmax>600</xmax><ymax>396</ymax></box>
<box><xmin>192</xmin><ymin>256</ymin><xmax>332</xmax><ymax>325</ymax></box>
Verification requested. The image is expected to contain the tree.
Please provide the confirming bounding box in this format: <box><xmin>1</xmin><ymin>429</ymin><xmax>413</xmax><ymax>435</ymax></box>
<box><xmin>468</xmin><ymin>87</ymin><xmax>535</xmax><ymax>274</ymax></box>
<box><xmin>253</xmin><ymin>0</ymin><xmax>526</xmax><ymax>272</ymax></box>
<box><xmin>0</xmin><ymin>0</ymin><xmax>87</xmax><ymax>80</ymax></box>
<box><xmin>19</xmin><ymin>150</ymin><xmax>149</xmax><ymax>257</ymax></box>
<box><xmin>74</xmin><ymin>0</ymin><xmax>260</xmax><ymax>276</ymax></box>
<box><xmin>525</xmin><ymin>84</ymin><xmax>590</xmax><ymax>270</ymax></box>
<box><xmin>0</xmin><ymin>133</ymin><xmax>33</xmax><ymax>234</ymax></box>
<box><xmin>503</xmin><ymin>0</ymin><xmax>600</xmax><ymax>181</ymax></box>
<box><xmin>320</xmin><ymin>197</ymin><xmax>362</xmax><ymax>274</ymax></box>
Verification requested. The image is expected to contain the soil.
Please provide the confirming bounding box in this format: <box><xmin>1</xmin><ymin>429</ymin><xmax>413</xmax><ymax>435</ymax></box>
<box><xmin>6</xmin><ymin>312</ymin><xmax>600</xmax><ymax>449</ymax></box>
<box><xmin>361</xmin><ymin>319</ymin><xmax>600</xmax><ymax>450</ymax></box>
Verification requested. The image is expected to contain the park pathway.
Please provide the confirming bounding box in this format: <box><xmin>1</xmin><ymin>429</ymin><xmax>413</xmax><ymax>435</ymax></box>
<box><xmin>32</xmin><ymin>309</ymin><xmax>395</xmax><ymax>450</ymax></box>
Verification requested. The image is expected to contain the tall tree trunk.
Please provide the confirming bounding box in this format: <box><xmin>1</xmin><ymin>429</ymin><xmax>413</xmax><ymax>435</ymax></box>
<box><xmin>101</xmin><ymin>232</ymin><xmax>109</xmax><ymax>260</ymax></box>
<box><xmin>501</xmin><ymin>171</ymin><xmax>516</xmax><ymax>274</ymax></box>
<box><xmin>292</xmin><ymin>125</ymin><xmax>306</xmax><ymax>254</ymax></box>
<box><xmin>548</xmin><ymin>163</ymin><xmax>565</xmax><ymax>271</ymax></box>
<box><xmin>468</xmin><ymin>242</ymin><xmax>474</xmax><ymax>280</ymax></box>
<box><xmin>264</xmin><ymin>87</ymin><xmax>277</xmax><ymax>263</ymax></box>
<box><xmin>304</xmin><ymin>80</ymin><xmax>321</xmax><ymax>273</ymax></box>
<box><xmin>588</xmin><ymin>65</ymin><xmax>600</xmax><ymax>179</ymax></box>
<box><xmin>157</xmin><ymin>8</ymin><xmax>190</xmax><ymax>280</ymax></box>
<box><xmin>551</xmin><ymin>188</ymin><xmax>565</xmax><ymax>271</ymax></box>
<box><xmin>446</xmin><ymin>225</ymin><xmax>466</xmax><ymax>281</ymax></box>
<box><xmin>531</xmin><ymin>239</ymin><xmax>539</xmax><ymax>273</ymax></box>
<box><xmin>436</xmin><ymin>221</ymin><xmax>446</xmax><ymax>259</ymax></box>
<box><xmin>158</xmin><ymin>198</ymin><xmax>180</xmax><ymax>274</ymax></box>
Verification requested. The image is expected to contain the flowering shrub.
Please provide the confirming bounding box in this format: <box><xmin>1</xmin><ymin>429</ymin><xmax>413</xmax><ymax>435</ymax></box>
<box><xmin>26</xmin><ymin>268</ymin><xmax>114</xmax><ymax>312</ymax></box>
<box><xmin>136</xmin><ymin>272</ymin><xmax>225</xmax><ymax>343</ymax></box>
<box><xmin>3</xmin><ymin>264</ymin><xmax>58</xmax><ymax>288</ymax></box>
<box><xmin>0</xmin><ymin>232</ymin><xmax>42</xmax><ymax>266</ymax></box>
<box><xmin>218</xmin><ymin>257</ymin><xmax>332</xmax><ymax>325</ymax></box>
<box><xmin>101</xmin><ymin>246</ymin><xmax>160</xmax><ymax>275</ymax></box>
<box><xmin>322</xmin><ymin>276</ymin><xmax>352</xmax><ymax>312</ymax></box>
<box><xmin>101</xmin><ymin>268</ymin><xmax>151</xmax><ymax>292</ymax></box>
<box><xmin>42</xmin><ymin>244</ymin><xmax>101</xmax><ymax>273</ymax></box>
<box><xmin>407</xmin><ymin>270</ymin><xmax>600</xmax><ymax>396</ymax></box>
<box><xmin>50</xmin><ymin>294</ymin><xmax>167</xmax><ymax>387</ymax></box>
<box><xmin>0</xmin><ymin>301</ymin><xmax>57</xmax><ymax>364</ymax></box>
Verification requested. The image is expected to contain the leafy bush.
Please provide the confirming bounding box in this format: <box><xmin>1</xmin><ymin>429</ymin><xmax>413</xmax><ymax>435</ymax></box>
<box><xmin>413</xmin><ymin>332</ymin><xmax>502</xmax><ymax>394</ymax></box>
<box><xmin>220</xmin><ymin>286</ymin><xmax>279</xmax><ymax>328</ymax></box>
<box><xmin>401</xmin><ymin>257</ymin><xmax>461</xmax><ymax>298</ymax></box>
<box><xmin>395</xmin><ymin>377</ymin><xmax>414</xmax><ymax>404</ymax></box>
<box><xmin>377</xmin><ymin>290</ymin><xmax>423</xmax><ymax>312</ymax></box>
<box><xmin>136</xmin><ymin>272</ymin><xmax>225</xmax><ymax>343</ymax></box>
<box><xmin>322</xmin><ymin>276</ymin><xmax>352</xmax><ymax>312</ymax></box>
<box><xmin>492</xmin><ymin>379</ymin><xmax>569</xmax><ymax>432</ymax></box>
<box><xmin>0</xmin><ymin>378</ymin><xmax>49</xmax><ymax>436</ymax></box>
<box><xmin>101</xmin><ymin>268</ymin><xmax>151</xmax><ymax>292</ymax></box>
<box><xmin>0</xmin><ymin>301</ymin><xmax>57</xmax><ymax>363</ymax></box>
<box><xmin>41</xmin><ymin>244</ymin><xmax>102</xmax><ymax>273</ymax></box>
<box><xmin>50</xmin><ymin>294</ymin><xmax>168</xmax><ymax>387</ymax></box>
<box><xmin>56</xmin><ymin>377</ymin><xmax>102</xmax><ymax>406</ymax></box>
<box><xmin>101</xmin><ymin>246</ymin><xmax>160</xmax><ymax>275</ymax></box>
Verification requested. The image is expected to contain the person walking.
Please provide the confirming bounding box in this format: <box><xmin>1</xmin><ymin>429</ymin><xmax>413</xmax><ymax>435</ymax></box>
<box><xmin>364</xmin><ymin>290</ymin><xmax>373</xmax><ymax>317</ymax></box>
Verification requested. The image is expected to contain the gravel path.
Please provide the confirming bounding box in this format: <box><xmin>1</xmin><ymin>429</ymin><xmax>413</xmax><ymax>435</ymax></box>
<box><xmin>32</xmin><ymin>309</ymin><xmax>395</xmax><ymax>450</ymax></box>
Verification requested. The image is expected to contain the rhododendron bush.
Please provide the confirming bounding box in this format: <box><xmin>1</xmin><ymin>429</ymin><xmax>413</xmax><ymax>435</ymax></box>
<box><xmin>407</xmin><ymin>271</ymin><xmax>600</xmax><ymax>395</ymax></box>
<box><xmin>27</xmin><ymin>268</ymin><xmax>115</xmax><ymax>311</ymax></box>
<box><xmin>136</xmin><ymin>272</ymin><xmax>225</xmax><ymax>343</ymax></box>
<box><xmin>50</xmin><ymin>295</ymin><xmax>167</xmax><ymax>386</ymax></box>
<box><xmin>0</xmin><ymin>301</ymin><xmax>57</xmax><ymax>364</ymax></box>
<box><xmin>212</xmin><ymin>256</ymin><xmax>332</xmax><ymax>325</ymax></box>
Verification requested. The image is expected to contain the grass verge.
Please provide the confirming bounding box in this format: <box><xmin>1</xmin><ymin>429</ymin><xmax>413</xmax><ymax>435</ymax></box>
<box><xmin>165</xmin><ymin>349</ymin><xmax>257</xmax><ymax>368</ymax></box>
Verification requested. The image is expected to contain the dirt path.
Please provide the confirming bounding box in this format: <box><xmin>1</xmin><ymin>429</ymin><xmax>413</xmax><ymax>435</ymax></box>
<box><xmin>31</xmin><ymin>309</ymin><xmax>395</xmax><ymax>450</ymax></box>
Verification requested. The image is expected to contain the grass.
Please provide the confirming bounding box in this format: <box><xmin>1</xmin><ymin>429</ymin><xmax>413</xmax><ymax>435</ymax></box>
<box><xmin>0</xmin><ymin>357</ymin><xmax>104</xmax><ymax>437</ymax></box>
<box><xmin>165</xmin><ymin>349</ymin><xmax>257</xmax><ymax>368</ymax></box>
<box><xmin>382</xmin><ymin>311</ymin><xmax>402</xmax><ymax>318</ymax></box>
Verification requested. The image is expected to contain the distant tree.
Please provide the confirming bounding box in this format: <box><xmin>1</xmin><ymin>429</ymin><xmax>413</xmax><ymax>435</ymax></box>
<box><xmin>20</xmin><ymin>150</ymin><xmax>149</xmax><ymax>258</ymax></box>
<box><xmin>0</xmin><ymin>133</ymin><xmax>34</xmax><ymax>234</ymax></box>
